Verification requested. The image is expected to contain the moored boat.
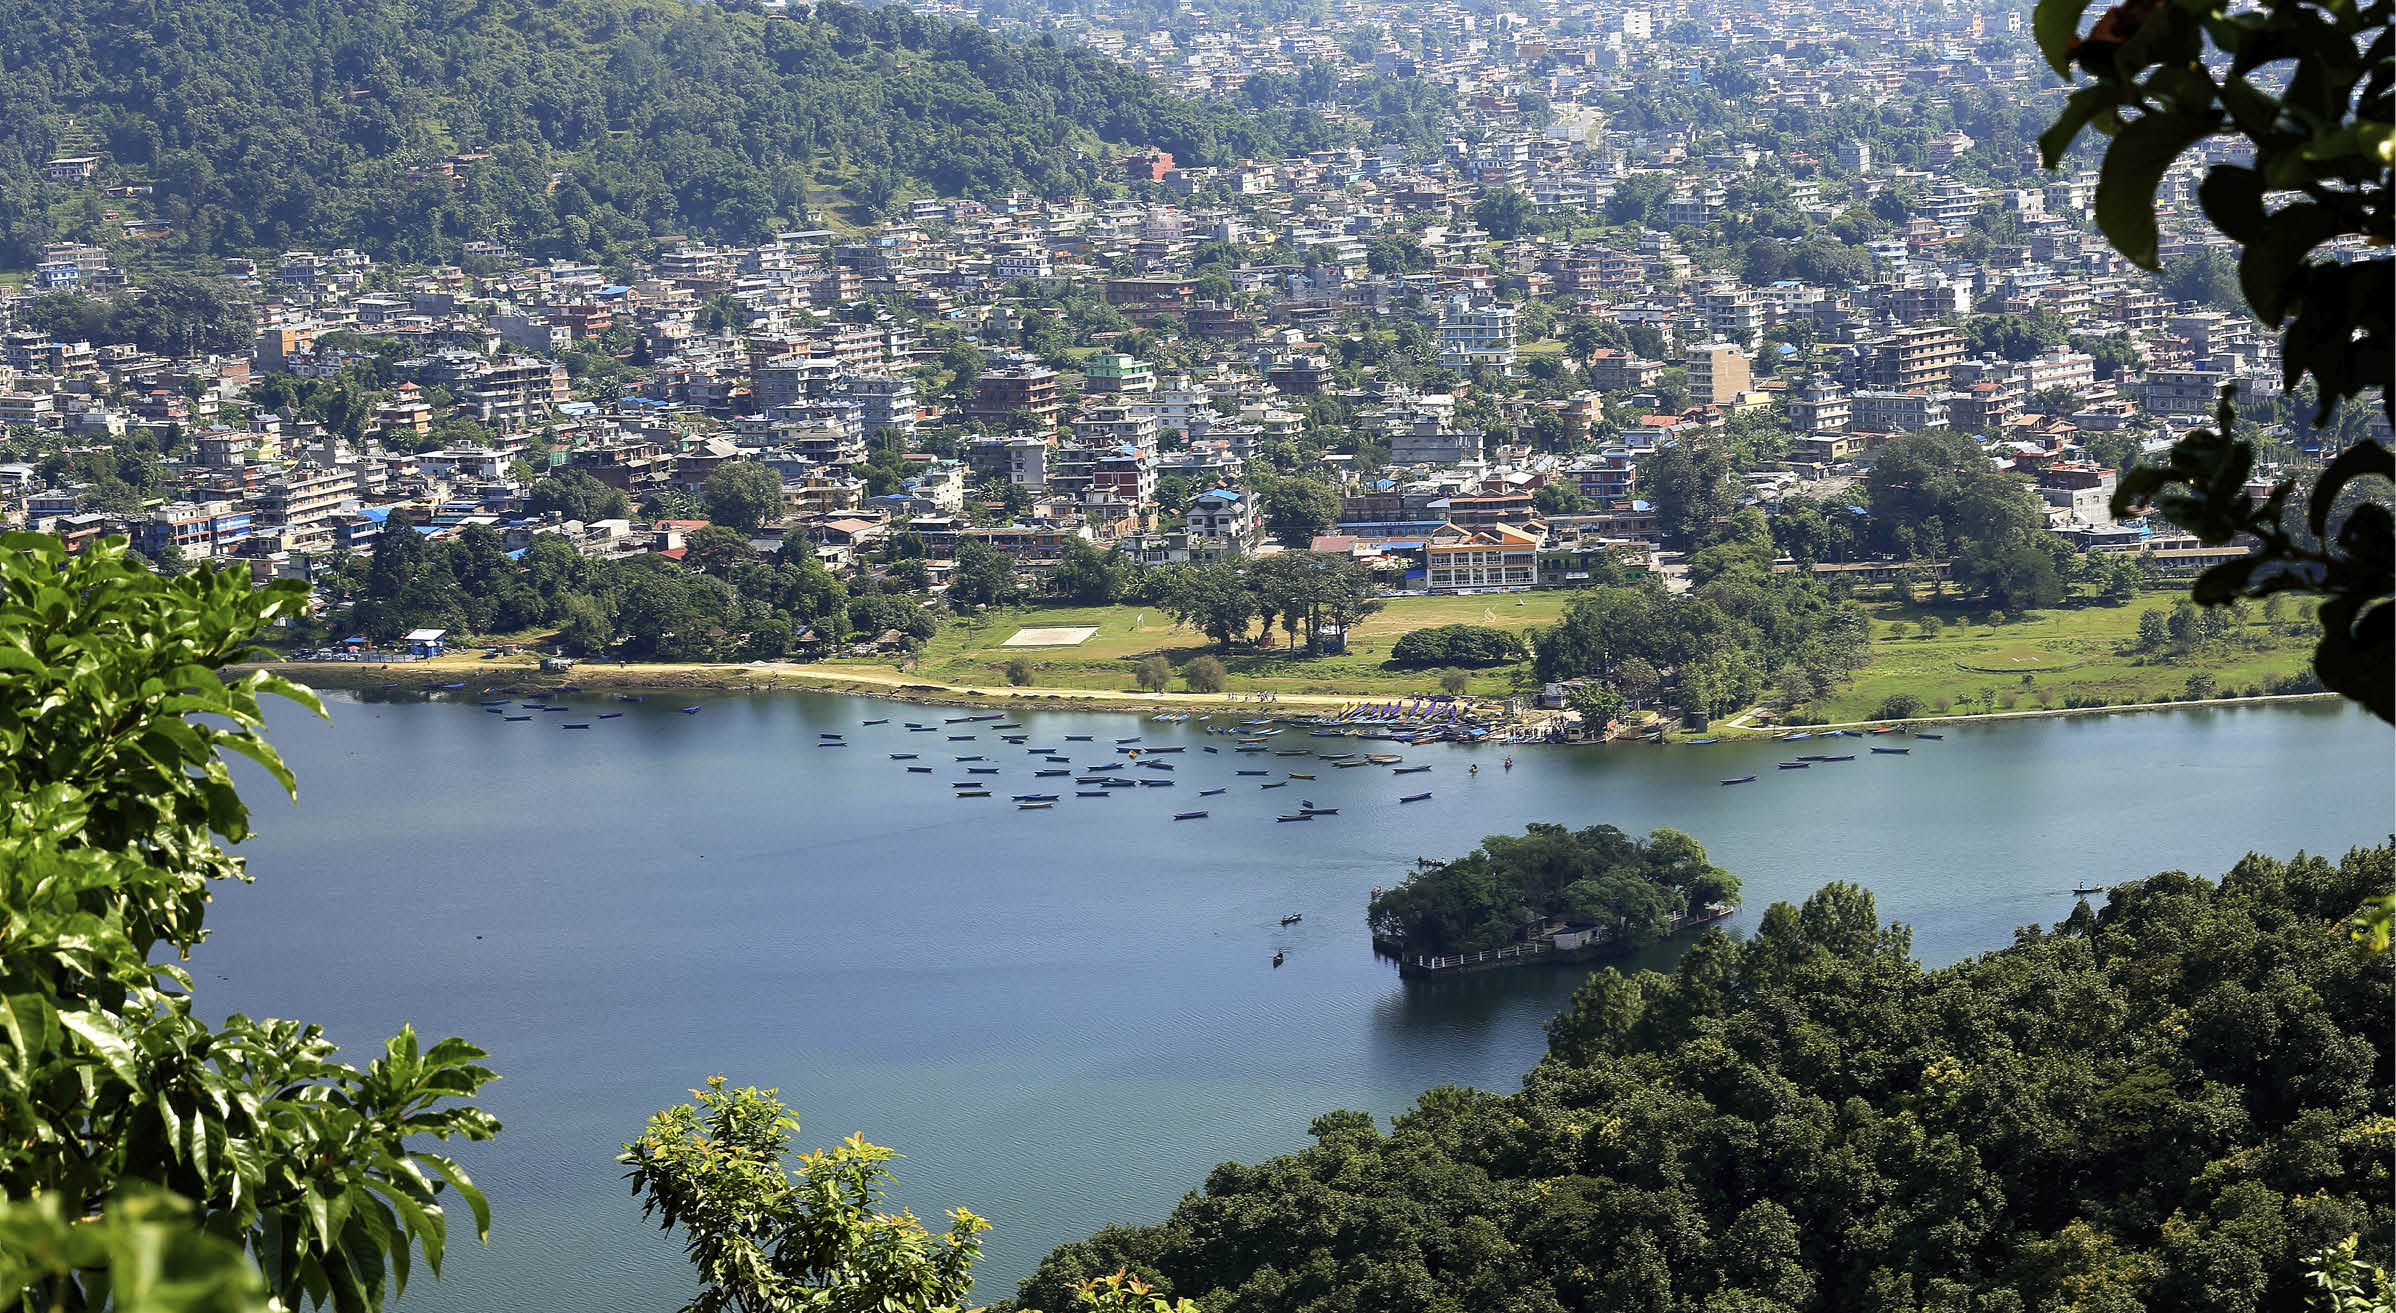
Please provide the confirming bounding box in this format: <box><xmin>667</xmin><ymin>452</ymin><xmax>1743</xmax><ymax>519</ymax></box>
<box><xmin>1392</xmin><ymin>765</ymin><xmax>1431</xmax><ymax>775</ymax></box>
<box><xmin>1017</xmin><ymin>802</ymin><xmax>1053</xmax><ymax>810</ymax></box>
<box><xmin>1721</xmin><ymin>775</ymin><xmax>1757</xmax><ymax>785</ymax></box>
<box><xmin>1399</xmin><ymin>792</ymin><xmax>1432</xmax><ymax>803</ymax></box>
<box><xmin>1276</xmin><ymin>813</ymin><xmax>1313</xmax><ymax>822</ymax></box>
<box><xmin>1872</xmin><ymin>746</ymin><xmax>1911</xmax><ymax>754</ymax></box>
<box><xmin>1174</xmin><ymin>811</ymin><xmax>1208</xmax><ymax>820</ymax></box>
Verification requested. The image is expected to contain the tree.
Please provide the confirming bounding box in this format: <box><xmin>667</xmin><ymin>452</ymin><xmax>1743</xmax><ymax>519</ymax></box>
<box><xmin>1468</xmin><ymin>187</ymin><xmax>1531</xmax><ymax>240</ymax></box>
<box><xmin>1534</xmin><ymin>483</ymin><xmax>1589</xmax><ymax>516</ymax></box>
<box><xmin>1158</xmin><ymin>564</ymin><xmax>1254</xmax><ymax>650</ymax></box>
<box><xmin>1641</xmin><ymin>446</ymin><xmax>1739</xmax><ymax>547</ymax></box>
<box><xmin>2136</xmin><ymin>609</ymin><xmax>2170</xmax><ymax>650</ymax></box>
<box><xmin>1568</xmin><ymin>681</ymin><xmax>1626</xmax><ymax>730</ymax></box>
<box><xmin>528</xmin><ymin>470</ymin><xmax>632</xmax><ymax>524</ymax></box>
<box><xmin>1182</xmin><ymin>655</ymin><xmax>1226</xmax><ymax>693</ymax></box>
<box><xmin>1439</xmin><ymin>669</ymin><xmax>1470</xmax><ymax>695</ymax></box>
<box><xmin>1259</xmin><ymin>478</ymin><xmax>1339</xmax><ymax>549</ymax></box>
<box><xmin>621</xmin><ymin>1078</ymin><xmax>985</xmax><ymax>1313</ymax></box>
<box><xmin>2036</xmin><ymin>0</ymin><xmax>2390</xmax><ymax>720</ymax></box>
<box><xmin>947</xmin><ymin>539</ymin><xmax>1022</xmax><ymax>612</ymax></box>
<box><xmin>1136</xmin><ymin>654</ymin><xmax>1172</xmax><ymax>692</ymax></box>
<box><xmin>1365</xmin><ymin>236</ymin><xmax>1428</xmax><ymax>275</ymax></box>
<box><xmin>1004</xmin><ymin>657</ymin><xmax>1036</xmax><ymax>686</ymax></box>
<box><xmin>701</xmin><ymin>462</ymin><xmax>785</xmax><ymax>533</ymax></box>
<box><xmin>0</xmin><ymin>533</ymin><xmax>498</xmax><ymax>1312</ymax></box>
<box><xmin>1051</xmin><ymin>538</ymin><xmax>1127</xmax><ymax>605</ymax></box>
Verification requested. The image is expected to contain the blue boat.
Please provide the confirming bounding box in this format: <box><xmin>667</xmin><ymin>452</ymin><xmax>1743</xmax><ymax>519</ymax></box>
<box><xmin>1302</xmin><ymin>807</ymin><xmax>1339</xmax><ymax>816</ymax></box>
<box><xmin>1238</xmin><ymin>769</ymin><xmax>1268</xmax><ymax>776</ymax></box>
<box><xmin>1116</xmin><ymin>737</ymin><xmax>1141</xmax><ymax>744</ymax></box>
<box><xmin>619</xmin><ymin>695</ymin><xmax>644</xmax><ymax>703</ymax></box>
<box><xmin>1045</xmin><ymin>756</ymin><xmax>1073</xmax><ymax>764</ymax></box>
<box><xmin>480</xmin><ymin>698</ymin><xmax>510</xmax><ymax>706</ymax></box>
<box><xmin>820</xmin><ymin>733</ymin><xmax>843</xmax><ymax>739</ymax></box>
<box><xmin>955</xmin><ymin>790</ymin><xmax>991</xmax><ymax>797</ymax></box>
<box><xmin>1078</xmin><ymin>791</ymin><xmax>1110</xmax><ymax>797</ymax></box>
<box><xmin>910</xmin><ymin>726</ymin><xmax>935</xmax><ymax>732</ymax></box>
<box><xmin>1103</xmin><ymin>780</ymin><xmax>1138</xmax><ymax>788</ymax></box>
<box><xmin>1011</xmin><ymin>794</ymin><xmax>1059</xmax><ymax>802</ymax></box>
<box><xmin>1065</xmin><ymin>735</ymin><xmax>1094</xmax><ymax>741</ymax></box>
<box><xmin>1914</xmin><ymin>732</ymin><xmax>1945</xmax><ymax>740</ymax></box>
<box><xmin>1035</xmin><ymin>769</ymin><xmax>1070</xmax><ymax>777</ymax></box>
<box><xmin>1873</xmin><ymin>746</ymin><xmax>1911</xmax><ymax>754</ymax></box>
<box><xmin>1392</xmin><ymin>765</ymin><xmax>1431</xmax><ymax>775</ymax></box>
<box><xmin>679</xmin><ymin>706</ymin><xmax>701</xmax><ymax>715</ymax></box>
<box><xmin>563</xmin><ymin>723</ymin><xmax>591</xmax><ymax>729</ymax></box>
<box><xmin>861</xmin><ymin>719</ymin><xmax>887</xmax><ymax>725</ymax></box>
<box><xmin>1687</xmin><ymin>738</ymin><xmax>1717</xmax><ymax>745</ymax></box>
<box><xmin>504</xmin><ymin>715</ymin><xmax>532</xmax><ymax>721</ymax></box>
<box><xmin>1138</xmin><ymin>761</ymin><xmax>1174</xmax><ymax>771</ymax></box>
<box><xmin>1199</xmin><ymin>788</ymin><xmax>1227</xmax><ymax>796</ymax></box>
<box><xmin>948</xmin><ymin>735</ymin><xmax>976</xmax><ymax>741</ymax></box>
<box><xmin>1779</xmin><ymin>762</ymin><xmax>1810</xmax><ymax>770</ymax></box>
<box><xmin>1399</xmin><ymin>792</ymin><xmax>1432</xmax><ymax>803</ymax></box>
<box><xmin>818</xmin><ymin>741</ymin><xmax>847</xmax><ymax>747</ymax></box>
<box><xmin>1174</xmin><ymin>811</ymin><xmax>1208</xmax><ymax>820</ymax></box>
<box><xmin>1819</xmin><ymin>754</ymin><xmax>1856</xmax><ymax>761</ymax></box>
<box><xmin>1276</xmin><ymin>813</ymin><xmax>1314</xmax><ymax>822</ymax></box>
<box><xmin>1018</xmin><ymin>802</ymin><xmax>1053</xmax><ymax>810</ymax></box>
<box><xmin>598</xmin><ymin>712</ymin><xmax>623</xmax><ymax>719</ymax></box>
<box><xmin>484</xmin><ymin>707</ymin><xmax>505</xmax><ymax>714</ymax></box>
<box><xmin>955</xmin><ymin>755</ymin><xmax>985</xmax><ymax>762</ymax></box>
<box><xmin>906</xmin><ymin>767</ymin><xmax>932</xmax><ymax>773</ymax></box>
<box><xmin>1139</xmin><ymin>779</ymin><xmax>1175</xmax><ymax>787</ymax></box>
<box><xmin>556</xmin><ymin>685</ymin><xmax>581</xmax><ymax>692</ymax></box>
<box><xmin>891</xmin><ymin>753</ymin><xmax>918</xmax><ymax>760</ymax></box>
<box><xmin>967</xmin><ymin>767</ymin><xmax>999</xmax><ymax>775</ymax></box>
<box><xmin>1259</xmin><ymin>781</ymin><xmax>1288</xmax><ymax>789</ymax></box>
<box><xmin>1721</xmin><ymin>775</ymin><xmax>1757</xmax><ymax>785</ymax></box>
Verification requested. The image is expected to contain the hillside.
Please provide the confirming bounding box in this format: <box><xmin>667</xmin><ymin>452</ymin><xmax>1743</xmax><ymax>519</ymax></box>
<box><xmin>0</xmin><ymin>0</ymin><xmax>1340</xmax><ymax>268</ymax></box>
<box><xmin>1010</xmin><ymin>846</ymin><xmax>2394</xmax><ymax>1313</ymax></box>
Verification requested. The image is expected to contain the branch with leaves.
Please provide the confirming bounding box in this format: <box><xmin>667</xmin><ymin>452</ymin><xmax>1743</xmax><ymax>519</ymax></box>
<box><xmin>2035</xmin><ymin>0</ymin><xmax>2392</xmax><ymax>719</ymax></box>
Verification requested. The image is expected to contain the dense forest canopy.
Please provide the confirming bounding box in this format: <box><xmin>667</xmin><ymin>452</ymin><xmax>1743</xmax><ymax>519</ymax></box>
<box><xmin>1369</xmin><ymin>824</ymin><xmax>1741</xmax><ymax>957</ymax></box>
<box><xmin>0</xmin><ymin>0</ymin><xmax>1342</xmax><ymax>266</ymax></box>
<box><xmin>1014</xmin><ymin>846</ymin><xmax>2394</xmax><ymax>1313</ymax></box>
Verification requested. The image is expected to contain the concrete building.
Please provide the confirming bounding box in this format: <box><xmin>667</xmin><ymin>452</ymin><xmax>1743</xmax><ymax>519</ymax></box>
<box><xmin>1685</xmin><ymin>342</ymin><xmax>1753</xmax><ymax>407</ymax></box>
<box><xmin>1437</xmin><ymin>301</ymin><xmax>1519</xmax><ymax>374</ymax></box>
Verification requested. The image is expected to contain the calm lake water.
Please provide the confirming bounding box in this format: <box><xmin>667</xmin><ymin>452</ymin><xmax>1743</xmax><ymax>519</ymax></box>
<box><xmin>202</xmin><ymin>692</ymin><xmax>2390</xmax><ymax>1310</ymax></box>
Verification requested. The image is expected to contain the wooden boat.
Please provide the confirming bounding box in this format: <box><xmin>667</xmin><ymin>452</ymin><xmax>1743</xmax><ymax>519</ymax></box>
<box><xmin>891</xmin><ymin>753</ymin><xmax>918</xmax><ymax>760</ymax></box>
<box><xmin>1011</xmin><ymin>794</ymin><xmax>1059</xmax><ymax>802</ymax></box>
<box><xmin>1138</xmin><ymin>760</ymin><xmax>1173</xmax><ymax>770</ymax></box>
<box><xmin>1238</xmin><ymin>769</ymin><xmax>1268</xmax><ymax>776</ymax></box>
<box><xmin>1065</xmin><ymin>734</ymin><xmax>1094</xmax><ymax>741</ymax></box>
<box><xmin>2071</xmin><ymin>884</ymin><xmax>2105</xmax><ymax>895</ymax></box>
<box><xmin>556</xmin><ymin>684</ymin><xmax>582</xmax><ymax>693</ymax></box>
<box><xmin>948</xmin><ymin>735</ymin><xmax>976</xmax><ymax>741</ymax></box>
<box><xmin>1275</xmin><ymin>749</ymin><xmax>1309</xmax><ymax>756</ymax></box>
<box><xmin>1116</xmin><ymin>737</ymin><xmax>1141</xmax><ymax>744</ymax></box>
<box><xmin>679</xmin><ymin>706</ymin><xmax>701</xmax><ymax>715</ymax></box>
<box><xmin>1914</xmin><ymin>732</ymin><xmax>1945</xmax><ymax>740</ymax></box>
<box><xmin>1075</xmin><ymin>775</ymin><xmax>1109</xmax><ymax>784</ymax></box>
<box><xmin>1287</xmin><ymin>772</ymin><xmax>1315</xmax><ymax>780</ymax></box>
<box><xmin>1035</xmin><ymin>769</ymin><xmax>1071</xmax><ymax>777</ymax></box>
<box><xmin>993</xmin><ymin>723</ymin><xmax>1022</xmax><ymax>730</ymax></box>
<box><xmin>1399</xmin><ymin>792</ymin><xmax>1432</xmax><ymax>803</ymax></box>
<box><xmin>1149</xmin><ymin>746</ymin><xmax>1187</xmax><ymax>754</ymax></box>
<box><xmin>1103</xmin><ymin>779</ymin><xmax>1138</xmax><ymax>788</ymax></box>
<box><xmin>1869</xmin><ymin>726</ymin><xmax>1898</xmax><ymax>735</ymax></box>
<box><xmin>945</xmin><ymin>716</ymin><xmax>973</xmax><ymax>724</ymax></box>
<box><xmin>1078</xmin><ymin>790</ymin><xmax>1110</xmax><ymax>797</ymax></box>
<box><xmin>909</xmin><ymin>726</ymin><xmax>936</xmax><ymax>732</ymax></box>
<box><xmin>1872</xmin><ymin>746</ymin><xmax>1911</xmax><ymax>755</ymax></box>
<box><xmin>862</xmin><ymin>719</ymin><xmax>887</xmax><ymax>725</ymax></box>
<box><xmin>1721</xmin><ymin>776</ymin><xmax>1757</xmax><ymax>785</ymax></box>
<box><xmin>522</xmin><ymin>692</ymin><xmax>551</xmax><ymax>700</ymax></box>
<box><xmin>955</xmin><ymin>754</ymin><xmax>985</xmax><ymax>761</ymax></box>
<box><xmin>1276</xmin><ymin>813</ymin><xmax>1313</xmax><ymax>822</ymax></box>
<box><xmin>1300</xmin><ymin>807</ymin><xmax>1339</xmax><ymax>816</ymax></box>
<box><xmin>1203</xmin><ymin>746</ymin><xmax>1219</xmax><ymax>753</ymax></box>
<box><xmin>1281</xmin><ymin>914</ymin><xmax>1303</xmax><ymax>925</ymax></box>
<box><xmin>618</xmin><ymin>695</ymin><xmax>644</xmax><ymax>703</ymax></box>
<box><xmin>1334</xmin><ymin>760</ymin><xmax>1367</xmax><ymax>768</ymax></box>
<box><xmin>1017</xmin><ymin>802</ymin><xmax>1053</xmax><ymax>810</ymax></box>
<box><xmin>817</xmin><ymin>741</ymin><xmax>846</xmax><ymax>747</ymax></box>
<box><xmin>905</xmin><ymin>722</ymin><xmax>925</xmax><ymax>728</ymax></box>
<box><xmin>1319</xmin><ymin>752</ymin><xmax>1357</xmax><ymax>759</ymax></box>
<box><xmin>1778</xmin><ymin>762</ymin><xmax>1810</xmax><ymax>769</ymax></box>
<box><xmin>1199</xmin><ymin>787</ymin><xmax>1227</xmax><ymax>796</ymax></box>
<box><xmin>504</xmin><ymin>715</ymin><xmax>532</xmax><ymax>721</ymax></box>
<box><xmin>563</xmin><ymin>723</ymin><xmax>591</xmax><ymax>729</ymax></box>
<box><xmin>906</xmin><ymin>767</ymin><xmax>933</xmax><ymax>773</ymax></box>
<box><xmin>1259</xmin><ymin>781</ymin><xmax>1289</xmax><ymax>789</ymax></box>
<box><xmin>1138</xmin><ymin>779</ymin><xmax>1175</xmax><ymax>788</ymax></box>
<box><xmin>955</xmin><ymin>790</ymin><xmax>991</xmax><ymax>797</ymax></box>
<box><xmin>484</xmin><ymin>707</ymin><xmax>506</xmax><ymax>714</ymax></box>
<box><xmin>1365</xmin><ymin>754</ymin><xmax>1402</xmax><ymax>764</ymax></box>
<box><xmin>967</xmin><ymin>767</ymin><xmax>1000</xmax><ymax>775</ymax></box>
<box><xmin>1687</xmin><ymin>738</ymin><xmax>1717</xmax><ymax>745</ymax></box>
<box><xmin>1174</xmin><ymin>811</ymin><xmax>1208</xmax><ymax>820</ymax></box>
<box><xmin>1392</xmin><ymin>765</ymin><xmax>1431</xmax><ymax>775</ymax></box>
<box><xmin>1272</xmin><ymin>951</ymin><xmax>1283</xmax><ymax>967</ymax></box>
<box><xmin>1044</xmin><ymin>756</ymin><xmax>1072</xmax><ymax>763</ymax></box>
<box><xmin>820</xmin><ymin>732</ymin><xmax>844</xmax><ymax>739</ymax></box>
<box><xmin>1236</xmin><ymin>745</ymin><xmax>1268</xmax><ymax>752</ymax></box>
<box><xmin>1819</xmin><ymin>754</ymin><xmax>1855</xmax><ymax>761</ymax></box>
<box><xmin>480</xmin><ymin>698</ymin><xmax>510</xmax><ymax>706</ymax></box>
<box><xmin>969</xmin><ymin>714</ymin><xmax>1004</xmax><ymax>722</ymax></box>
<box><xmin>598</xmin><ymin>712</ymin><xmax>624</xmax><ymax>719</ymax></box>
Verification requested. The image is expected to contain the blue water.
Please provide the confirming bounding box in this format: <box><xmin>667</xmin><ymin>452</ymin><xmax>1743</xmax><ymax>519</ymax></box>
<box><xmin>198</xmin><ymin>694</ymin><xmax>2392</xmax><ymax>1310</ymax></box>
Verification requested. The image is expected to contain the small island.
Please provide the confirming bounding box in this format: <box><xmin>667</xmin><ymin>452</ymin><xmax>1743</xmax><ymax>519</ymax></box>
<box><xmin>1370</xmin><ymin>824</ymin><xmax>1741</xmax><ymax>977</ymax></box>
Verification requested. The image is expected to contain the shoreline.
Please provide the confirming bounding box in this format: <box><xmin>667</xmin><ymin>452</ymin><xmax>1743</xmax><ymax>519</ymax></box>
<box><xmin>245</xmin><ymin>659</ymin><xmax>2345</xmax><ymax>731</ymax></box>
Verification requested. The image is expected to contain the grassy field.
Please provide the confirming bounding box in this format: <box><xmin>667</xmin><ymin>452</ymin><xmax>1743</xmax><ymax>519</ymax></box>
<box><xmin>1808</xmin><ymin>593</ymin><xmax>2315</xmax><ymax>722</ymax></box>
<box><xmin>826</xmin><ymin>593</ymin><xmax>1580</xmax><ymax>698</ymax></box>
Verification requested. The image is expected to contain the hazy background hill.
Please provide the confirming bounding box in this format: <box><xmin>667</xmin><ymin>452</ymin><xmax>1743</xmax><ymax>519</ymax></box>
<box><xmin>0</xmin><ymin>0</ymin><xmax>1344</xmax><ymax>267</ymax></box>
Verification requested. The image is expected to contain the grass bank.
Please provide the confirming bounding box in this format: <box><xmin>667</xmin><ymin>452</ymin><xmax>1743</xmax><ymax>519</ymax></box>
<box><xmin>1811</xmin><ymin>594</ymin><xmax>2314</xmax><ymax>722</ymax></box>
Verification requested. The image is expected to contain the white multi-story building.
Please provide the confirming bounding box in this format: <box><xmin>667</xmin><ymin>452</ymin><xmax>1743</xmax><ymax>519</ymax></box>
<box><xmin>1436</xmin><ymin>301</ymin><xmax>1519</xmax><ymax>374</ymax></box>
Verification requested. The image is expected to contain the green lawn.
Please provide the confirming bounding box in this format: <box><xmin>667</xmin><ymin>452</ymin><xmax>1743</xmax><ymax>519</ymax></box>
<box><xmin>826</xmin><ymin>594</ymin><xmax>1580</xmax><ymax>698</ymax></box>
<box><xmin>1812</xmin><ymin>593</ymin><xmax>2315</xmax><ymax>721</ymax></box>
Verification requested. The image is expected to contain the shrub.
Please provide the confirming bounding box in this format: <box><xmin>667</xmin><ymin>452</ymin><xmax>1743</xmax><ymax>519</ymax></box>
<box><xmin>1183</xmin><ymin>655</ymin><xmax>1227</xmax><ymax>693</ymax></box>
<box><xmin>1136</xmin><ymin>654</ymin><xmax>1171</xmax><ymax>692</ymax></box>
<box><xmin>1003</xmin><ymin>657</ymin><xmax>1035</xmax><ymax>686</ymax></box>
<box><xmin>1874</xmin><ymin>693</ymin><xmax>1927</xmax><ymax>720</ymax></box>
<box><xmin>1390</xmin><ymin>624</ymin><xmax>1528</xmax><ymax>668</ymax></box>
<box><xmin>1439</xmin><ymin>669</ymin><xmax>1470</xmax><ymax>695</ymax></box>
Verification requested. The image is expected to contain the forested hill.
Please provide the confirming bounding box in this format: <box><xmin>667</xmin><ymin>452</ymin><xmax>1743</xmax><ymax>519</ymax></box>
<box><xmin>1011</xmin><ymin>846</ymin><xmax>2394</xmax><ymax>1313</ymax></box>
<box><xmin>0</xmin><ymin>0</ymin><xmax>1339</xmax><ymax>267</ymax></box>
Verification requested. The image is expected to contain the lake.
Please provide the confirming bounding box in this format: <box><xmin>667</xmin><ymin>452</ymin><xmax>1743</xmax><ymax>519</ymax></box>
<box><xmin>199</xmin><ymin>692</ymin><xmax>2390</xmax><ymax>1310</ymax></box>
